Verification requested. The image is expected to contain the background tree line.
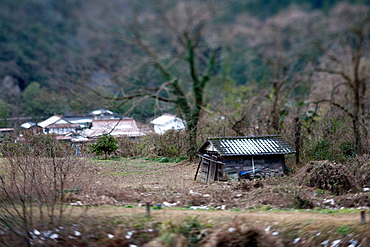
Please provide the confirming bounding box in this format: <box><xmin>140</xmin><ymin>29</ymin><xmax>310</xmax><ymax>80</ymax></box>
<box><xmin>1</xmin><ymin>0</ymin><xmax>369</xmax><ymax>162</ymax></box>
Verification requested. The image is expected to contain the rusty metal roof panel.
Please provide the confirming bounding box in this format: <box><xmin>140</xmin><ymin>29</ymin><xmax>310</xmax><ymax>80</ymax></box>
<box><xmin>200</xmin><ymin>135</ymin><xmax>295</xmax><ymax>156</ymax></box>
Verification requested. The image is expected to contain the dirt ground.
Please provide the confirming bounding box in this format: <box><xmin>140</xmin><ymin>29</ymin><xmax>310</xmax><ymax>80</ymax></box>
<box><xmin>70</xmin><ymin>158</ymin><xmax>370</xmax><ymax>237</ymax></box>
<box><xmin>2</xmin><ymin>157</ymin><xmax>370</xmax><ymax>246</ymax></box>
<box><xmin>74</xmin><ymin>158</ymin><xmax>370</xmax><ymax>210</ymax></box>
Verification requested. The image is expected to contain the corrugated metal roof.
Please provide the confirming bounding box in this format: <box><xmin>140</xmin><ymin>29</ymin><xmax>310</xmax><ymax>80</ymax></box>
<box><xmin>82</xmin><ymin>118</ymin><xmax>146</xmax><ymax>137</ymax></box>
<box><xmin>37</xmin><ymin>115</ymin><xmax>75</xmax><ymax>128</ymax></box>
<box><xmin>198</xmin><ymin>135</ymin><xmax>295</xmax><ymax>156</ymax></box>
<box><xmin>20</xmin><ymin>122</ymin><xmax>36</xmax><ymax>129</ymax></box>
<box><xmin>47</xmin><ymin>123</ymin><xmax>80</xmax><ymax>128</ymax></box>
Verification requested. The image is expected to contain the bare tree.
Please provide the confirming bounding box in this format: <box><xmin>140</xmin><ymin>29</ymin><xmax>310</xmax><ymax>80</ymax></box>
<box><xmin>218</xmin><ymin>7</ymin><xmax>316</xmax><ymax>135</ymax></box>
<box><xmin>314</xmin><ymin>3</ymin><xmax>370</xmax><ymax>155</ymax></box>
<box><xmin>252</xmin><ymin>7</ymin><xmax>317</xmax><ymax>133</ymax></box>
<box><xmin>0</xmin><ymin>134</ymin><xmax>83</xmax><ymax>246</ymax></box>
<box><xmin>84</xmin><ymin>1</ymin><xmax>221</xmax><ymax>156</ymax></box>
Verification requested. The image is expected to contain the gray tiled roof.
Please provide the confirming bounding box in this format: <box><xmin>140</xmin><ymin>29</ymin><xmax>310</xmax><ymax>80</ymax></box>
<box><xmin>198</xmin><ymin>135</ymin><xmax>295</xmax><ymax>156</ymax></box>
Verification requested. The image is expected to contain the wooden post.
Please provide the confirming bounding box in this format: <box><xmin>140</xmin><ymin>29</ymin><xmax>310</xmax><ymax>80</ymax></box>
<box><xmin>213</xmin><ymin>162</ymin><xmax>218</xmax><ymax>181</ymax></box>
<box><xmin>145</xmin><ymin>202</ymin><xmax>151</xmax><ymax>217</ymax></box>
<box><xmin>206</xmin><ymin>160</ymin><xmax>211</xmax><ymax>184</ymax></box>
<box><xmin>252</xmin><ymin>156</ymin><xmax>255</xmax><ymax>173</ymax></box>
<box><xmin>360</xmin><ymin>209</ymin><xmax>366</xmax><ymax>224</ymax></box>
<box><xmin>194</xmin><ymin>158</ymin><xmax>202</xmax><ymax>181</ymax></box>
<box><xmin>294</xmin><ymin>117</ymin><xmax>301</xmax><ymax>165</ymax></box>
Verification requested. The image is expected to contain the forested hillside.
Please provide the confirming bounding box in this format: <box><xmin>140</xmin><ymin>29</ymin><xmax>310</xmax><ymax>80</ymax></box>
<box><xmin>1</xmin><ymin>0</ymin><xmax>370</xmax><ymax>161</ymax></box>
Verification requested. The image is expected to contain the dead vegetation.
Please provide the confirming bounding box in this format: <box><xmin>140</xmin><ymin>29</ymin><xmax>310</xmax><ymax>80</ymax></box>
<box><xmin>1</xmin><ymin>155</ymin><xmax>370</xmax><ymax>246</ymax></box>
<box><xmin>296</xmin><ymin>161</ymin><xmax>361</xmax><ymax>195</ymax></box>
<box><xmin>354</xmin><ymin>155</ymin><xmax>370</xmax><ymax>188</ymax></box>
<box><xmin>62</xmin><ymin>158</ymin><xmax>370</xmax><ymax>211</ymax></box>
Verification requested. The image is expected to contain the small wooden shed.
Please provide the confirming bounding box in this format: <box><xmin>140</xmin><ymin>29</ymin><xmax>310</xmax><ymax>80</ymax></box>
<box><xmin>195</xmin><ymin>135</ymin><xmax>295</xmax><ymax>183</ymax></box>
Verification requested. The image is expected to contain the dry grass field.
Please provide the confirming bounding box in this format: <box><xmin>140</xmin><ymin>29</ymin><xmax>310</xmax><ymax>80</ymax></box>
<box><xmin>71</xmin><ymin>158</ymin><xmax>369</xmax><ymax>209</ymax></box>
<box><xmin>1</xmin><ymin>157</ymin><xmax>370</xmax><ymax>246</ymax></box>
<box><xmin>54</xmin><ymin>157</ymin><xmax>370</xmax><ymax>246</ymax></box>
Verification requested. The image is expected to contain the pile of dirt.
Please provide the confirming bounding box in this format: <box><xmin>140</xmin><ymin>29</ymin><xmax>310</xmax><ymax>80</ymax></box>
<box><xmin>296</xmin><ymin>161</ymin><xmax>361</xmax><ymax>195</ymax></box>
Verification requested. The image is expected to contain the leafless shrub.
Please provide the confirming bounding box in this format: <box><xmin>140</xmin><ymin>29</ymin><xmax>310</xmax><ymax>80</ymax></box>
<box><xmin>136</xmin><ymin>130</ymin><xmax>190</xmax><ymax>158</ymax></box>
<box><xmin>357</xmin><ymin>163</ymin><xmax>370</xmax><ymax>188</ymax></box>
<box><xmin>197</xmin><ymin>114</ymin><xmax>235</xmax><ymax>139</ymax></box>
<box><xmin>116</xmin><ymin>136</ymin><xmax>138</xmax><ymax>157</ymax></box>
<box><xmin>0</xmin><ymin>133</ymin><xmax>85</xmax><ymax>246</ymax></box>
<box><xmin>352</xmin><ymin>155</ymin><xmax>370</xmax><ymax>188</ymax></box>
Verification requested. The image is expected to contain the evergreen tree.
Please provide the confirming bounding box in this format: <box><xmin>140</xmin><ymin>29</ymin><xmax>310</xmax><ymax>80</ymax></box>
<box><xmin>89</xmin><ymin>135</ymin><xmax>119</xmax><ymax>159</ymax></box>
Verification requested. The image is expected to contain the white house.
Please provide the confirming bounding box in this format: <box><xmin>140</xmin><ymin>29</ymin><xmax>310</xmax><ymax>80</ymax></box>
<box><xmin>150</xmin><ymin>113</ymin><xmax>186</xmax><ymax>134</ymax></box>
<box><xmin>37</xmin><ymin>114</ymin><xmax>80</xmax><ymax>135</ymax></box>
<box><xmin>90</xmin><ymin>109</ymin><xmax>115</xmax><ymax>119</ymax></box>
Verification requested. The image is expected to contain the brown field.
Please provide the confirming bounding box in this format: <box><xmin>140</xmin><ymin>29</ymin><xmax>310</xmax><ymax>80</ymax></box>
<box><xmin>1</xmin><ymin>157</ymin><xmax>370</xmax><ymax>246</ymax></box>
<box><xmin>73</xmin><ymin>158</ymin><xmax>369</xmax><ymax>209</ymax></box>
<box><xmin>58</xmin><ymin>157</ymin><xmax>370</xmax><ymax>246</ymax></box>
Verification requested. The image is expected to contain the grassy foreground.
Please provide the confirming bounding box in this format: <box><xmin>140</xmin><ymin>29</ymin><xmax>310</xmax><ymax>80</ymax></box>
<box><xmin>7</xmin><ymin>204</ymin><xmax>368</xmax><ymax>246</ymax></box>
